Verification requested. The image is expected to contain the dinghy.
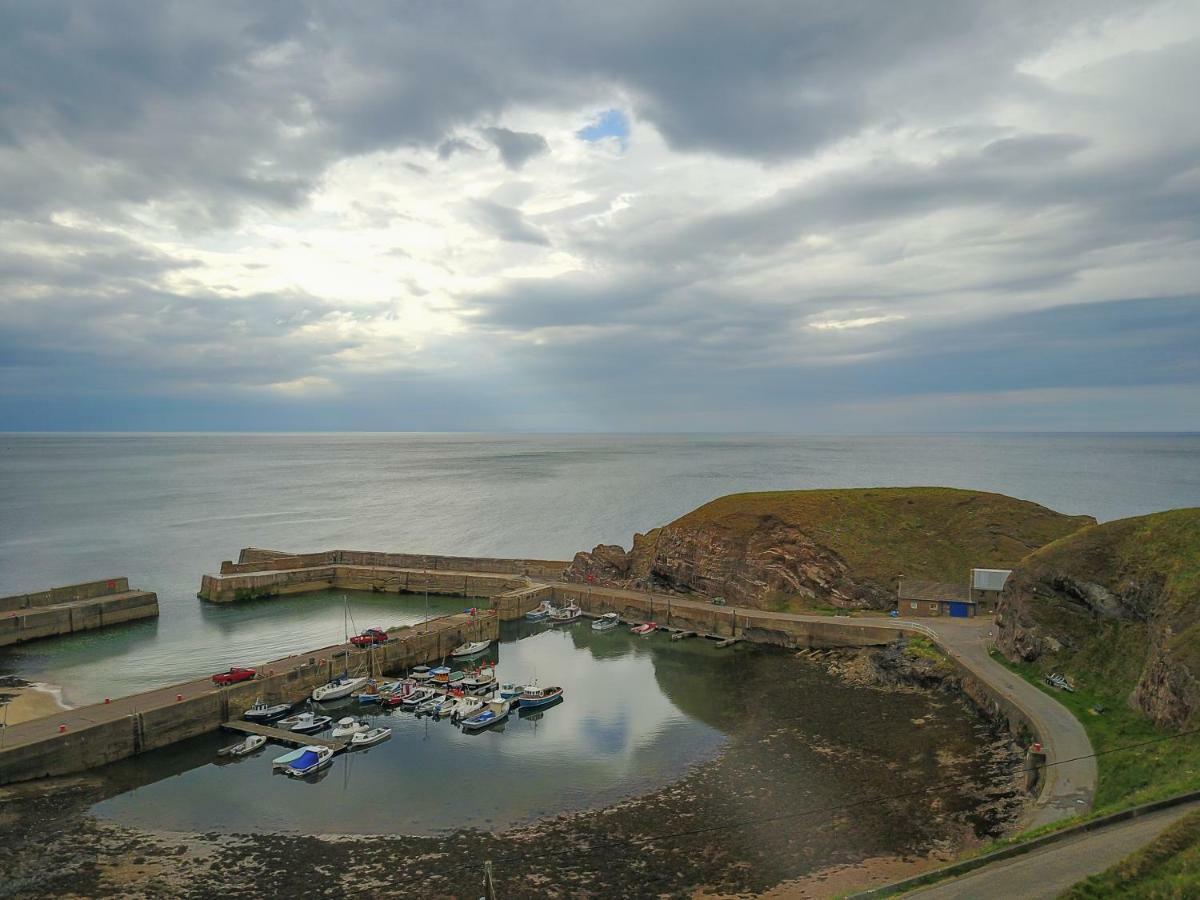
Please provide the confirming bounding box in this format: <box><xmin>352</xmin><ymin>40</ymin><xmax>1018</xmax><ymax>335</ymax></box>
<box><xmin>350</xmin><ymin>726</ymin><xmax>392</xmax><ymax>748</ymax></box>
<box><xmin>461</xmin><ymin>698</ymin><xmax>511</xmax><ymax>732</ymax></box>
<box><xmin>218</xmin><ymin>734</ymin><xmax>267</xmax><ymax>757</ymax></box>
<box><xmin>525</xmin><ymin>600</ymin><xmax>554</xmax><ymax>621</ymax></box>
<box><xmin>517</xmin><ymin>685</ymin><xmax>564</xmax><ymax>710</ymax></box>
<box><xmin>331</xmin><ymin>717</ymin><xmax>369</xmax><ymax>738</ymax></box>
<box><xmin>451</xmin><ymin>640</ymin><xmax>492</xmax><ymax>658</ymax></box>
<box><xmin>243</xmin><ymin>700</ymin><xmax>293</xmax><ymax>722</ymax></box>
<box><xmin>284</xmin><ymin>745</ymin><xmax>334</xmax><ymax>777</ymax></box>
<box><xmin>591</xmin><ymin>612</ymin><xmax>620</xmax><ymax>631</ymax></box>
<box><xmin>312</xmin><ymin>673</ymin><xmax>370</xmax><ymax>703</ymax></box>
<box><xmin>549</xmin><ymin>603</ymin><xmax>581</xmax><ymax>624</ymax></box>
<box><xmin>629</xmin><ymin>622</ymin><xmax>657</xmax><ymax>635</ymax></box>
<box><xmin>278</xmin><ymin>711</ymin><xmax>333</xmax><ymax>734</ymax></box>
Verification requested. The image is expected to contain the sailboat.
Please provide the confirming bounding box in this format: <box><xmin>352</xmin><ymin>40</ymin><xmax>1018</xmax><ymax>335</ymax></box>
<box><xmin>312</xmin><ymin>596</ymin><xmax>371</xmax><ymax>701</ymax></box>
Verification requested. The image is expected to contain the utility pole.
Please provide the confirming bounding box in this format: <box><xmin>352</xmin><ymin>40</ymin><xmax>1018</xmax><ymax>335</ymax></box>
<box><xmin>483</xmin><ymin>860</ymin><xmax>498</xmax><ymax>900</ymax></box>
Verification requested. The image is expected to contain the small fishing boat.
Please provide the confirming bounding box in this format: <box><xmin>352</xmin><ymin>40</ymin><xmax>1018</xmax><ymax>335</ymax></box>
<box><xmin>278</xmin><ymin>712</ymin><xmax>333</xmax><ymax>734</ymax></box>
<box><xmin>354</xmin><ymin>680</ymin><xmax>382</xmax><ymax>704</ymax></box>
<box><xmin>243</xmin><ymin>700</ymin><xmax>293</xmax><ymax>722</ymax></box>
<box><xmin>451</xmin><ymin>640</ymin><xmax>492</xmax><ymax>658</ymax></box>
<box><xmin>499</xmin><ymin>682</ymin><xmax>525</xmax><ymax>701</ymax></box>
<box><xmin>402</xmin><ymin>687</ymin><xmax>437</xmax><ymax>709</ymax></box>
<box><xmin>284</xmin><ymin>745</ymin><xmax>334</xmax><ymax>778</ymax></box>
<box><xmin>461</xmin><ymin>698</ymin><xmax>510</xmax><ymax>732</ymax></box>
<box><xmin>431</xmin><ymin>667</ymin><xmax>466</xmax><ymax>687</ymax></box>
<box><xmin>350</xmin><ymin>726</ymin><xmax>392</xmax><ymax>748</ymax></box>
<box><xmin>524</xmin><ymin>600</ymin><xmax>554</xmax><ymax>621</ymax></box>
<box><xmin>461</xmin><ymin>666</ymin><xmax>496</xmax><ymax>690</ymax></box>
<box><xmin>410</xmin><ymin>665</ymin><xmax>434</xmax><ymax>682</ymax></box>
<box><xmin>331</xmin><ymin>717</ymin><xmax>370</xmax><ymax>738</ymax></box>
<box><xmin>549</xmin><ymin>603</ymin><xmax>581</xmax><ymax>624</ymax></box>
<box><xmin>517</xmin><ymin>685</ymin><xmax>564</xmax><ymax>710</ymax></box>
<box><xmin>312</xmin><ymin>673</ymin><xmax>370</xmax><ymax>703</ymax></box>
<box><xmin>591</xmin><ymin>612</ymin><xmax>621</xmax><ymax>631</ymax></box>
<box><xmin>629</xmin><ymin>622</ymin><xmax>657</xmax><ymax>635</ymax></box>
<box><xmin>218</xmin><ymin>734</ymin><xmax>267</xmax><ymax>757</ymax></box>
<box><xmin>415</xmin><ymin>696</ymin><xmax>441</xmax><ymax>716</ymax></box>
<box><xmin>449</xmin><ymin>695</ymin><xmax>484</xmax><ymax>722</ymax></box>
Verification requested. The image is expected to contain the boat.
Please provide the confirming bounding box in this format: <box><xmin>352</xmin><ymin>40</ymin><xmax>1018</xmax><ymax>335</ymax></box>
<box><xmin>278</xmin><ymin>712</ymin><xmax>333</xmax><ymax>734</ymax></box>
<box><xmin>284</xmin><ymin>745</ymin><xmax>335</xmax><ymax>777</ymax></box>
<box><xmin>517</xmin><ymin>685</ymin><xmax>564</xmax><ymax>710</ymax></box>
<box><xmin>449</xmin><ymin>695</ymin><xmax>484</xmax><ymax>722</ymax></box>
<box><xmin>415</xmin><ymin>696</ymin><xmax>441</xmax><ymax>716</ymax></box>
<box><xmin>217</xmin><ymin>734</ymin><xmax>267</xmax><ymax>757</ymax></box>
<box><xmin>629</xmin><ymin>622</ymin><xmax>657</xmax><ymax>635</ymax></box>
<box><xmin>272</xmin><ymin>747</ymin><xmax>307</xmax><ymax>771</ymax></box>
<box><xmin>434</xmin><ymin>694</ymin><xmax>460</xmax><ymax>718</ymax></box>
<box><xmin>331</xmin><ymin>717</ymin><xmax>370</xmax><ymax>738</ymax></box>
<box><xmin>525</xmin><ymin>600</ymin><xmax>554</xmax><ymax>621</ymax></box>
<box><xmin>349</xmin><ymin>726</ymin><xmax>392</xmax><ymax>748</ymax></box>
<box><xmin>354</xmin><ymin>680</ymin><xmax>382</xmax><ymax>704</ymax></box>
<box><xmin>498</xmin><ymin>682</ymin><xmax>525</xmax><ymax>701</ymax></box>
<box><xmin>431</xmin><ymin>667</ymin><xmax>466</xmax><ymax>687</ymax></box>
<box><xmin>243</xmin><ymin>700</ymin><xmax>293</xmax><ymax>722</ymax></box>
<box><xmin>451</xmin><ymin>640</ymin><xmax>492</xmax><ymax>658</ymax></box>
<box><xmin>461</xmin><ymin>666</ymin><xmax>496</xmax><ymax>690</ymax></box>
<box><xmin>460</xmin><ymin>698</ymin><xmax>510</xmax><ymax>732</ymax></box>
<box><xmin>549</xmin><ymin>603</ymin><xmax>581</xmax><ymax>624</ymax></box>
<box><xmin>591</xmin><ymin>612</ymin><xmax>621</xmax><ymax>631</ymax></box>
<box><xmin>401</xmin><ymin>687</ymin><xmax>437</xmax><ymax>709</ymax></box>
<box><xmin>311</xmin><ymin>673</ymin><xmax>370</xmax><ymax>703</ymax></box>
<box><xmin>410</xmin><ymin>665</ymin><xmax>434</xmax><ymax>682</ymax></box>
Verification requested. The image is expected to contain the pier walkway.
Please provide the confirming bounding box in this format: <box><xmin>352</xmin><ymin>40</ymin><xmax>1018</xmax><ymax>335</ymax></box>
<box><xmin>221</xmin><ymin>720</ymin><xmax>347</xmax><ymax>751</ymax></box>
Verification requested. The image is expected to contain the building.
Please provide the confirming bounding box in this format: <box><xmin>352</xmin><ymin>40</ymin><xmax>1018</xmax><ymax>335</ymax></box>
<box><xmin>897</xmin><ymin>579</ymin><xmax>974</xmax><ymax>617</ymax></box>
<box><xmin>970</xmin><ymin>568</ymin><xmax>1012</xmax><ymax>612</ymax></box>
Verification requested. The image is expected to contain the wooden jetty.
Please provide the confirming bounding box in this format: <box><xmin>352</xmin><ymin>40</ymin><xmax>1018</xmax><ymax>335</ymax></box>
<box><xmin>221</xmin><ymin>720</ymin><xmax>347</xmax><ymax>752</ymax></box>
<box><xmin>670</xmin><ymin>630</ymin><xmax>696</xmax><ymax>641</ymax></box>
<box><xmin>713</xmin><ymin>637</ymin><xmax>740</xmax><ymax>649</ymax></box>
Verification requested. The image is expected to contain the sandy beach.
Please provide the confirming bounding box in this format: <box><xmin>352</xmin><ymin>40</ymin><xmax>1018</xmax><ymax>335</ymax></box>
<box><xmin>1</xmin><ymin>681</ymin><xmax>69</xmax><ymax>727</ymax></box>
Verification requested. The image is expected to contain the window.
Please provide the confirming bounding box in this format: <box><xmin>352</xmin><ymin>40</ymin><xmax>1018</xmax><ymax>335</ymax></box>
<box><xmin>910</xmin><ymin>601</ymin><xmax>918</xmax><ymax>609</ymax></box>
<box><xmin>930</xmin><ymin>602</ymin><xmax>938</xmax><ymax>611</ymax></box>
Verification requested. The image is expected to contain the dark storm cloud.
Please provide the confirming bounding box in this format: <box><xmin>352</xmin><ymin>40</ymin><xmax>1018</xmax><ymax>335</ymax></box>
<box><xmin>480</xmin><ymin>128</ymin><xmax>550</xmax><ymax>170</ymax></box>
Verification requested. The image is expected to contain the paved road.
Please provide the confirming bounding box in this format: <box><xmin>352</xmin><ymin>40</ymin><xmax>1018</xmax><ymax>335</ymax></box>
<box><xmin>910</xmin><ymin>800</ymin><xmax>1200</xmax><ymax>899</ymax></box>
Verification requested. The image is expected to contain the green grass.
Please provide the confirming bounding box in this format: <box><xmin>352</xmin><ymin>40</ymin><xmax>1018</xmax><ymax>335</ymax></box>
<box><xmin>1059</xmin><ymin>809</ymin><xmax>1200</xmax><ymax>899</ymax></box>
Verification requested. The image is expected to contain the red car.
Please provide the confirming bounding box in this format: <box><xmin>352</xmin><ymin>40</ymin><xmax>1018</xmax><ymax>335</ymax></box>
<box><xmin>350</xmin><ymin>627</ymin><xmax>388</xmax><ymax>647</ymax></box>
<box><xmin>211</xmin><ymin>666</ymin><xmax>257</xmax><ymax>686</ymax></box>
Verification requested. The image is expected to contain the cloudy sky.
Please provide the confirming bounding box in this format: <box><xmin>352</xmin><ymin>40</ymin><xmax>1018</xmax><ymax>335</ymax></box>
<box><xmin>2</xmin><ymin>1</ymin><xmax>1198</xmax><ymax>432</ymax></box>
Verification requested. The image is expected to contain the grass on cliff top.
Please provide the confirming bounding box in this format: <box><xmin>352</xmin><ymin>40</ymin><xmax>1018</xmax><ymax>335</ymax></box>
<box><xmin>671</xmin><ymin>487</ymin><xmax>1093</xmax><ymax>587</ymax></box>
<box><xmin>1059</xmin><ymin>807</ymin><xmax>1200</xmax><ymax>899</ymax></box>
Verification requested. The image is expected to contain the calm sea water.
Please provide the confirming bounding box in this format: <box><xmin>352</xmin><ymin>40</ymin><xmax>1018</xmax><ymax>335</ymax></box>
<box><xmin>1</xmin><ymin>432</ymin><xmax>1198</xmax><ymax>704</ymax></box>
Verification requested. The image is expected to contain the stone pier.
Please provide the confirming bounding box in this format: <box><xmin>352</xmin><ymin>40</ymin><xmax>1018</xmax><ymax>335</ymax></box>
<box><xmin>0</xmin><ymin>578</ymin><xmax>159</xmax><ymax>647</ymax></box>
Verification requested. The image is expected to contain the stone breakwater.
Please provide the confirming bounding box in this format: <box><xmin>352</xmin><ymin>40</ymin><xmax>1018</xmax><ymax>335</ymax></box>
<box><xmin>0</xmin><ymin>578</ymin><xmax>158</xmax><ymax>647</ymax></box>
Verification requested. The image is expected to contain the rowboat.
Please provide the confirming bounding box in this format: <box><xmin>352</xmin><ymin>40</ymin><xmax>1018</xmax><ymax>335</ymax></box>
<box><xmin>451</xmin><ymin>640</ymin><xmax>492</xmax><ymax>658</ymax></box>
<box><xmin>549</xmin><ymin>603</ymin><xmax>581</xmax><ymax>624</ymax></box>
<box><xmin>591</xmin><ymin>613</ymin><xmax>620</xmax><ymax>631</ymax></box>
<box><xmin>312</xmin><ymin>674</ymin><xmax>370</xmax><ymax>703</ymax></box>
<box><xmin>218</xmin><ymin>734</ymin><xmax>267</xmax><ymax>757</ymax></box>
<box><xmin>350</xmin><ymin>726</ymin><xmax>392</xmax><ymax>748</ymax></box>
<box><xmin>629</xmin><ymin>622</ymin><xmax>657</xmax><ymax>635</ymax></box>
<box><xmin>243</xmin><ymin>700</ymin><xmax>293</xmax><ymax>722</ymax></box>
<box><xmin>461</xmin><ymin>698</ymin><xmax>511</xmax><ymax>732</ymax></box>
<box><xmin>284</xmin><ymin>745</ymin><xmax>334</xmax><ymax>777</ymax></box>
<box><xmin>517</xmin><ymin>685</ymin><xmax>564</xmax><ymax>709</ymax></box>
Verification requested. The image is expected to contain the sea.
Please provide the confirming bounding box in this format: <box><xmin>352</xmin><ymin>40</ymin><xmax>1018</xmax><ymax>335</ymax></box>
<box><xmin>1</xmin><ymin>431</ymin><xmax>1198</xmax><ymax>704</ymax></box>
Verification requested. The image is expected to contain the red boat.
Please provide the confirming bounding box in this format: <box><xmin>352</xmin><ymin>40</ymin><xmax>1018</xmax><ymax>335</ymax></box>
<box><xmin>350</xmin><ymin>627</ymin><xmax>388</xmax><ymax>647</ymax></box>
<box><xmin>629</xmin><ymin>622</ymin><xmax>657</xmax><ymax>635</ymax></box>
<box><xmin>212</xmin><ymin>666</ymin><xmax>256</xmax><ymax>686</ymax></box>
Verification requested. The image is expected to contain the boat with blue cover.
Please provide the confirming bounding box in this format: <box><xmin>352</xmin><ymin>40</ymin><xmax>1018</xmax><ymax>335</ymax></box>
<box><xmin>461</xmin><ymin>698</ymin><xmax>510</xmax><ymax>732</ymax></box>
<box><xmin>284</xmin><ymin>745</ymin><xmax>334</xmax><ymax>777</ymax></box>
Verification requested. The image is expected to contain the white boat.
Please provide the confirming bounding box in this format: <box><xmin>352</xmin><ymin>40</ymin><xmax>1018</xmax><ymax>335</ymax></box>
<box><xmin>461</xmin><ymin>666</ymin><xmax>497</xmax><ymax>690</ymax></box>
<box><xmin>331</xmin><ymin>716</ymin><xmax>370</xmax><ymax>738</ymax></box>
<box><xmin>461</xmin><ymin>698</ymin><xmax>511</xmax><ymax>732</ymax></box>
<box><xmin>525</xmin><ymin>600</ymin><xmax>554</xmax><ymax>621</ymax></box>
<box><xmin>499</xmin><ymin>682</ymin><xmax>525</xmax><ymax>701</ymax></box>
<box><xmin>272</xmin><ymin>747</ymin><xmax>307</xmax><ymax>771</ymax></box>
<box><xmin>278</xmin><ymin>711</ymin><xmax>333</xmax><ymax>734</ymax></box>
<box><xmin>449</xmin><ymin>695</ymin><xmax>484</xmax><ymax>722</ymax></box>
<box><xmin>550</xmin><ymin>603</ymin><xmax>581</xmax><ymax>624</ymax></box>
<box><xmin>402</xmin><ymin>687</ymin><xmax>437</xmax><ymax>708</ymax></box>
<box><xmin>410</xmin><ymin>665</ymin><xmax>434</xmax><ymax>682</ymax></box>
<box><xmin>591</xmin><ymin>612</ymin><xmax>620</xmax><ymax>631</ymax></box>
<box><xmin>451</xmin><ymin>640</ymin><xmax>492</xmax><ymax>658</ymax></box>
<box><xmin>284</xmin><ymin>745</ymin><xmax>335</xmax><ymax>777</ymax></box>
<box><xmin>415</xmin><ymin>696</ymin><xmax>441</xmax><ymax>715</ymax></box>
<box><xmin>350</xmin><ymin>726</ymin><xmax>392</xmax><ymax>748</ymax></box>
<box><xmin>218</xmin><ymin>734</ymin><xmax>267</xmax><ymax>757</ymax></box>
<box><xmin>434</xmin><ymin>694</ymin><xmax>461</xmax><ymax>718</ymax></box>
<box><xmin>312</xmin><ymin>674</ymin><xmax>370</xmax><ymax>703</ymax></box>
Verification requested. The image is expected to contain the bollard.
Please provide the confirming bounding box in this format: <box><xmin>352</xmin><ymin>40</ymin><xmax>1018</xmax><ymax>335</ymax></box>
<box><xmin>59</xmin><ymin>724</ymin><xmax>67</xmax><ymax>733</ymax></box>
<box><xmin>104</xmin><ymin>698</ymin><xmax>111</xmax><ymax>704</ymax></box>
<box><xmin>176</xmin><ymin>693</ymin><xmax>183</xmax><ymax>701</ymax></box>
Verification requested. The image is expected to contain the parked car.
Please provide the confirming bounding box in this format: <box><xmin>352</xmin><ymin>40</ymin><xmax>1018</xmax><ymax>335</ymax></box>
<box><xmin>350</xmin><ymin>627</ymin><xmax>388</xmax><ymax>647</ymax></box>
<box><xmin>212</xmin><ymin>666</ymin><xmax>257</xmax><ymax>686</ymax></box>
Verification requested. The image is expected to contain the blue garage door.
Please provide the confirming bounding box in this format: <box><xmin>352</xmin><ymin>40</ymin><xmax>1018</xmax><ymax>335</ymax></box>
<box><xmin>948</xmin><ymin>602</ymin><xmax>970</xmax><ymax>618</ymax></box>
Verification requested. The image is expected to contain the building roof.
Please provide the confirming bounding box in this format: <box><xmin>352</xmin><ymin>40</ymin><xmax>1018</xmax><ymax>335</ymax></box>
<box><xmin>972</xmin><ymin>568</ymin><xmax>1013</xmax><ymax>591</ymax></box>
<box><xmin>898</xmin><ymin>579</ymin><xmax>971</xmax><ymax>602</ymax></box>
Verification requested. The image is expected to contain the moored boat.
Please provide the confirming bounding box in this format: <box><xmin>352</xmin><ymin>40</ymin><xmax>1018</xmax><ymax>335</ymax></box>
<box><xmin>272</xmin><ymin>747</ymin><xmax>307</xmax><ymax>771</ymax></box>
<box><xmin>312</xmin><ymin>673</ymin><xmax>370</xmax><ymax>703</ymax></box>
<box><xmin>243</xmin><ymin>699</ymin><xmax>293</xmax><ymax>722</ymax></box>
<box><xmin>549</xmin><ymin>603</ymin><xmax>581</xmax><ymax>624</ymax></box>
<box><xmin>278</xmin><ymin>711</ymin><xmax>333</xmax><ymax>734</ymax></box>
<box><xmin>524</xmin><ymin>600</ymin><xmax>554</xmax><ymax>621</ymax></box>
<box><xmin>591</xmin><ymin>612</ymin><xmax>620</xmax><ymax>631</ymax></box>
<box><xmin>284</xmin><ymin>745</ymin><xmax>335</xmax><ymax>777</ymax></box>
<box><xmin>331</xmin><ymin>716</ymin><xmax>370</xmax><ymax>738</ymax></box>
<box><xmin>461</xmin><ymin>665</ymin><xmax>496</xmax><ymax>690</ymax></box>
<box><xmin>402</xmin><ymin>687</ymin><xmax>437</xmax><ymax>708</ymax></box>
<box><xmin>350</xmin><ymin>726</ymin><xmax>392</xmax><ymax>748</ymax></box>
<box><xmin>499</xmin><ymin>682</ymin><xmax>525</xmax><ymax>701</ymax></box>
<box><xmin>449</xmin><ymin>695</ymin><xmax>484</xmax><ymax>722</ymax></box>
<box><xmin>218</xmin><ymin>734</ymin><xmax>267</xmax><ymax>757</ymax></box>
<box><xmin>410</xmin><ymin>665</ymin><xmax>434</xmax><ymax>682</ymax></box>
<box><xmin>629</xmin><ymin>622</ymin><xmax>657</xmax><ymax>635</ymax></box>
<box><xmin>451</xmin><ymin>639</ymin><xmax>492</xmax><ymax>658</ymax></box>
<box><xmin>461</xmin><ymin>698</ymin><xmax>511</xmax><ymax>732</ymax></box>
<box><xmin>431</xmin><ymin>667</ymin><xmax>466</xmax><ymax>687</ymax></box>
<box><xmin>517</xmin><ymin>685</ymin><xmax>564</xmax><ymax>710</ymax></box>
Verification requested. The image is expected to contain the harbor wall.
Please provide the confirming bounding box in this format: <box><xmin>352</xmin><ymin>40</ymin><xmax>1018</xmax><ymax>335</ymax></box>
<box><xmin>0</xmin><ymin>612</ymin><xmax>496</xmax><ymax>785</ymax></box>
<box><xmin>0</xmin><ymin>582</ymin><xmax>158</xmax><ymax>647</ymax></box>
<box><xmin>199</xmin><ymin>564</ymin><xmax>528</xmax><ymax>603</ymax></box>
<box><xmin>223</xmin><ymin>548</ymin><xmax>569</xmax><ymax>579</ymax></box>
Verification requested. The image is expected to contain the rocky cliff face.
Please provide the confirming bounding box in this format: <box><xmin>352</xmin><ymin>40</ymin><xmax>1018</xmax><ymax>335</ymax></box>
<box><xmin>567</xmin><ymin>517</ymin><xmax>889</xmax><ymax>609</ymax></box>
<box><xmin>995</xmin><ymin>509</ymin><xmax>1200</xmax><ymax>729</ymax></box>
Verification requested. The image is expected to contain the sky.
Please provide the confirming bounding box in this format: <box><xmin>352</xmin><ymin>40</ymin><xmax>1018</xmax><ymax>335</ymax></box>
<box><xmin>1</xmin><ymin>1</ymin><xmax>1198</xmax><ymax>432</ymax></box>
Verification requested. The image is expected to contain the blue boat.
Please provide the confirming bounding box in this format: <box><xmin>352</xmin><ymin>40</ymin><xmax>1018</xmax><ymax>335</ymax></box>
<box><xmin>517</xmin><ymin>685</ymin><xmax>564</xmax><ymax>709</ymax></box>
<box><xmin>461</xmin><ymin>698</ymin><xmax>510</xmax><ymax>732</ymax></box>
<box><xmin>284</xmin><ymin>745</ymin><xmax>334</xmax><ymax>777</ymax></box>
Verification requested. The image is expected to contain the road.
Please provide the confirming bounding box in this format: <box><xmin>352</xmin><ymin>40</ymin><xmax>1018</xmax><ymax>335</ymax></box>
<box><xmin>909</xmin><ymin>800</ymin><xmax>1200</xmax><ymax>899</ymax></box>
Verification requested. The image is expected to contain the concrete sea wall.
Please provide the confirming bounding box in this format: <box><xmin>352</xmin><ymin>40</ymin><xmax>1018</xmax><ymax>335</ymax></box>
<box><xmin>0</xmin><ymin>579</ymin><xmax>159</xmax><ymax>647</ymax></box>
